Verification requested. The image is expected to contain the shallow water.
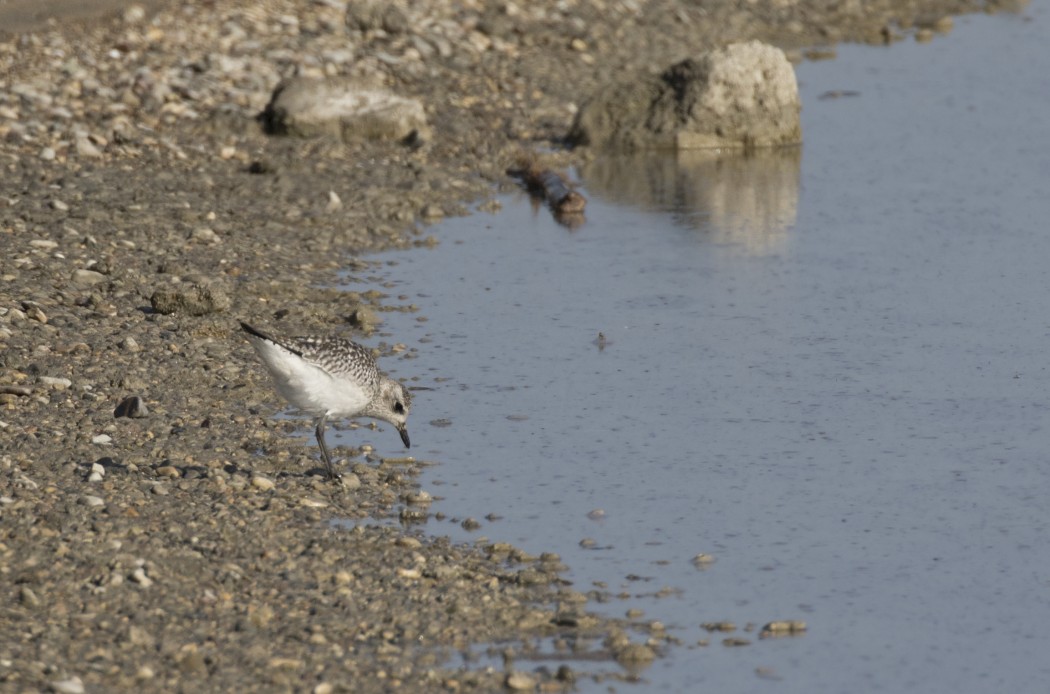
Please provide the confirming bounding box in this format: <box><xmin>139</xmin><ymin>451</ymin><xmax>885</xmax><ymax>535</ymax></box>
<box><xmin>339</xmin><ymin>6</ymin><xmax>1050</xmax><ymax>691</ymax></box>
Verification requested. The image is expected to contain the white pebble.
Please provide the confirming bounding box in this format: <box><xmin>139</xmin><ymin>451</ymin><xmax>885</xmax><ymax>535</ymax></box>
<box><xmin>92</xmin><ymin>434</ymin><xmax>113</xmax><ymax>445</ymax></box>
<box><xmin>123</xmin><ymin>4</ymin><xmax>146</xmax><ymax>23</ymax></box>
<box><xmin>325</xmin><ymin>190</ymin><xmax>342</xmax><ymax>212</ymax></box>
<box><xmin>75</xmin><ymin>135</ymin><xmax>102</xmax><ymax>158</ymax></box>
<box><xmin>191</xmin><ymin>227</ymin><xmax>221</xmax><ymax>243</ymax></box>
<box><xmin>50</xmin><ymin>678</ymin><xmax>85</xmax><ymax>694</ymax></box>
<box><xmin>251</xmin><ymin>474</ymin><xmax>276</xmax><ymax>491</ymax></box>
<box><xmin>39</xmin><ymin>376</ymin><xmax>72</xmax><ymax>390</ymax></box>
<box><xmin>130</xmin><ymin>567</ymin><xmax>153</xmax><ymax>587</ymax></box>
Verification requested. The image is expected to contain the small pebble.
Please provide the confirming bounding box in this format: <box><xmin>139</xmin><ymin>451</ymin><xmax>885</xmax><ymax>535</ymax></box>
<box><xmin>123</xmin><ymin>4</ymin><xmax>146</xmax><ymax>23</ymax></box>
<box><xmin>25</xmin><ymin>305</ymin><xmax>47</xmax><ymax>323</ymax></box>
<box><xmin>114</xmin><ymin>395</ymin><xmax>149</xmax><ymax>418</ymax></box>
<box><xmin>616</xmin><ymin>643</ymin><xmax>656</xmax><ymax>664</ymax></box>
<box><xmin>692</xmin><ymin>553</ymin><xmax>716</xmax><ymax>568</ymax></box>
<box><xmin>191</xmin><ymin>227</ymin><xmax>221</xmax><ymax>244</ymax></box>
<box><xmin>92</xmin><ymin>434</ymin><xmax>113</xmax><ymax>445</ymax></box>
<box><xmin>325</xmin><ymin>190</ymin><xmax>342</xmax><ymax>212</ymax></box>
<box><xmin>339</xmin><ymin>472</ymin><xmax>362</xmax><ymax>490</ymax></box>
<box><xmin>760</xmin><ymin>620</ymin><xmax>807</xmax><ymax>637</ymax></box>
<box><xmin>404</xmin><ymin>490</ymin><xmax>432</xmax><ymax>505</ymax></box>
<box><xmin>505</xmin><ymin>671</ymin><xmax>536</xmax><ymax>690</ymax></box>
<box><xmin>130</xmin><ymin>567</ymin><xmax>153</xmax><ymax>587</ymax></box>
<box><xmin>20</xmin><ymin>585</ymin><xmax>40</xmax><ymax>607</ymax></box>
<box><xmin>251</xmin><ymin>474</ymin><xmax>276</xmax><ymax>491</ymax></box>
<box><xmin>40</xmin><ymin>376</ymin><xmax>72</xmax><ymax>390</ymax></box>
<box><xmin>75</xmin><ymin>134</ymin><xmax>102</xmax><ymax>158</ymax></box>
<box><xmin>50</xmin><ymin>678</ymin><xmax>85</xmax><ymax>694</ymax></box>
<box><xmin>71</xmin><ymin>269</ymin><xmax>106</xmax><ymax>287</ymax></box>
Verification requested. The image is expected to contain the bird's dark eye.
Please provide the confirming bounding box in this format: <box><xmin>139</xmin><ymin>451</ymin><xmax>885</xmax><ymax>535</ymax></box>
<box><xmin>394</xmin><ymin>402</ymin><xmax>405</xmax><ymax>414</ymax></box>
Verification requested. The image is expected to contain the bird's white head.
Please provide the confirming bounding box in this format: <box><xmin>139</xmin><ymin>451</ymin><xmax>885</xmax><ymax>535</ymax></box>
<box><xmin>368</xmin><ymin>378</ymin><xmax>412</xmax><ymax>448</ymax></box>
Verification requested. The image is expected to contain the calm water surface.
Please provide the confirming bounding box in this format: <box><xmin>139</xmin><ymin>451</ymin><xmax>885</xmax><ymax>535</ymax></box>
<box><xmin>337</xmin><ymin>6</ymin><xmax>1050</xmax><ymax>691</ymax></box>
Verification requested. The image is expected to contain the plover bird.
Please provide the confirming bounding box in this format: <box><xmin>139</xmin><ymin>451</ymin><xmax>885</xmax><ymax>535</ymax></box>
<box><xmin>240</xmin><ymin>321</ymin><xmax>412</xmax><ymax>480</ymax></box>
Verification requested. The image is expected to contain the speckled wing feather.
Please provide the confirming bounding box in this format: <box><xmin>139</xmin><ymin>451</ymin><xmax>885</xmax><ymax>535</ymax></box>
<box><xmin>287</xmin><ymin>336</ymin><xmax>380</xmax><ymax>391</ymax></box>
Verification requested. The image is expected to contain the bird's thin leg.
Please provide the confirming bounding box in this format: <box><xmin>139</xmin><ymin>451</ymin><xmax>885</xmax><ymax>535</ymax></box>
<box><xmin>315</xmin><ymin>413</ymin><xmax>339</xmax><ymax>480</ymax></box>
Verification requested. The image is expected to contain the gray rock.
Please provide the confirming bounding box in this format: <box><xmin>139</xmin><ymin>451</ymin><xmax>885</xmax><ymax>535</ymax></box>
<box><xmin>570</xmin><ymin>41</ymin><xmax>800</xmax><ymax>151</ymax></box>
<box><xmin>346</xmin><ymin>306</ymin><xmax>379</xmax><ymax>330</ymax></box>
<box><xmin>71</xmin><ymin>269</ymin><xmax>107</xmax><ymax>287</ymax></box>
<box><xmin>20</xmin><ymin>585</ymin><xmax>40</xmax><ymax>607</ymax></box>
<box><xmin>250</xmin><ymin>474</ymin><xmax>276</xmax><ymax>491</ymax></box>
<box><xmin>615</xmin><ymin>642</ymin><xmax>656</xmax><ymax>665</ymax></box>
<box><xmin>345</xmin><ymin>0</ymin><xmax>408</xmax><ymax>33</ymax></box>
<box><xmin>39</xmin><ymin>376</ymin><xmax>72</xmax><ymax>390</ymax></box>
<box><xmin>49</xmin><ymin>678</ymin><xmax>85</xmax><ymax>694</ymax></box>
<box><xmin>150</xmin><ymin>284</ymin><xmax>231</xmax><ymax>315</ymax></box>
<box><xmin>114</xmin><ymin>395</ymin><xmax>149</xmax><ymax>419</ymax></box>
<box><xmin>261</xmin><ymin>77</ymin><xmax>429</xmax><ymax>143</ymax></box>
<box><xmin>505</xmin><ymin>671</ymin><xmax>536</xmax><ymax>690</ymax></box>
<box><xmin>23</xmin><ymin>303</ymin><xmax>47</xmax><ymax>323</ymax></box>
<box><xmin>190</xmin><ymin>227</ymin><xmax>221</xmax><ymax>244</ymax></box>
<box><xmin>75</xmin><ymin>133</ymin><xmax>103</xmax><ymax>158</ymax></box>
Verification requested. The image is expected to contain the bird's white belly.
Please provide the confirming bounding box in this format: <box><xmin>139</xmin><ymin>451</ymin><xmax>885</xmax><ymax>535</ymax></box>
<box><xmin>257</xmin><ymin>343</ymin><xmax>370</xmax><ymax>417</ymax></box>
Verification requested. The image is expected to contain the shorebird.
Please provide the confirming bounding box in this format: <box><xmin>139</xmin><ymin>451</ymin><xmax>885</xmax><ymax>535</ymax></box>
<box><xmin>240</xmin><ymin>321</ymin><xmax>412</xmax><ymax>480</ymax></box>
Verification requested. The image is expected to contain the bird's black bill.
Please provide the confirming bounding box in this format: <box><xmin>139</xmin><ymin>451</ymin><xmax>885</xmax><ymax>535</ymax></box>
<box><xmin>398</xmin><ymin>426</ymin><xmax>411</xmax><ymax>449</ymax></box>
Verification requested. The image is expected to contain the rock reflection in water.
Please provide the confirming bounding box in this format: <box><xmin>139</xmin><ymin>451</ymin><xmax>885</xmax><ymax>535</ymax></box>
<box><xmin>578</xmin><ymin>148</ymin><xmax>800</xmax><ymax>253</ymax></box>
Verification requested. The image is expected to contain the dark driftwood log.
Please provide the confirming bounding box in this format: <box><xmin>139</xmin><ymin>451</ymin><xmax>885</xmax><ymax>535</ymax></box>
<box><xmin>531</xmin><ymin>169</ymin><xmax>587</xmax><ymax>215</ymax></box>
<box><xmin>509</xmin><ymin>160</ymin><xmax>587</xmax><ymax>229</ymax></box>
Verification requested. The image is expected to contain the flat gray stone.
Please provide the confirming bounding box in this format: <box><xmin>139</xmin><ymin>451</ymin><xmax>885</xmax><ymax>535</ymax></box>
<box><xmin>71</xmin><ymin>269</ymin><xmax>107</xmax><ymax>287</ymax></box>
<box><xmin>261</xmin><ymin>77</ymin><xmax>429</xmax><ymax>143</ymax></box>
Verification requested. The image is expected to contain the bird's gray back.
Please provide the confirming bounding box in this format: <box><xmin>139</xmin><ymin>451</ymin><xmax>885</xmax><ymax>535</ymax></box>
<box><xmin>288</xmin><ymin>336</ymin><xmax>380</xmax><ymax>391</ymax></box>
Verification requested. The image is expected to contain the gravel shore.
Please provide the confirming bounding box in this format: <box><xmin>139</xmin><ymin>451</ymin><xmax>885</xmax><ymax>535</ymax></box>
<box><xmin>0</xmin><ymin>0</ymin><xmax>1017</xmax><ymax>690</ymax></box>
